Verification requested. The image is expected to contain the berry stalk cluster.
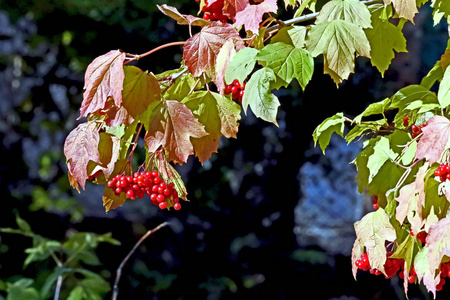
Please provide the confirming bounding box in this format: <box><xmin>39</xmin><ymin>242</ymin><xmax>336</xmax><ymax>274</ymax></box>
<box><xmin>107</xmin><ymin>171</ymin><xmax>181</xmax><ymax>210</ymax></box>
<box><xmin>224</xmin><ymin>79</ymin><xmax>245</xmax><ymax>103</ymax></box>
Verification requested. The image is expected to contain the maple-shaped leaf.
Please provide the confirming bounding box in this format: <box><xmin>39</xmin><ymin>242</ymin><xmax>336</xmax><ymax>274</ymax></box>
<box><xmin>352</xmin><ymin>208</ymin><xmax>396</xmax><ymax>278</ymax></box>
<box><xmin>224</xmin><ymin>0</ymin><xmax>250</xmax><ymax>21</ymax></box>
<box><xmin>242</xmin><ymin>67</ymin><xmax>280</xmax><ymax>125</ymax></box>
<box><xmin>306</xmin><ymin>20</ymin><xmax>371</xmax><ymax>85</ymax></box>
<box><xmin>425</xmin><ymin>217</ymin><xmax>450</xmax><ymax>297</ymax></box>
<box><xmin>79</xmin><ymin>50</ymin><xmax>125</xmax><ymax>119</ymax></box>
<box><xmin>233</xmin><ymin>0</ymin><xmax>278</xmax><ymax>35</ymax></box>
<box><xmin>183</xmin><ymin>22</ymin><xmax>244</xmax><ymax>79</ymax></box>
<box><xmin>256</xmin><ymin>42</ymin><xmax>314</xmax><ymax>90</ymax></box>
<box><xmin>316</xmin><ymin>0</ymin><xmax>372</xmax><ymax>29</ymax></box>
<box><xmin>414</xmin><ymin>115</ymin><xmax>450</xmax><ymax>165</ymax></box>
<box><xmin>64</xmin><ymin>121</ymin><xmax>101</xmax><ymax>190</ymax></box>
<box><xmin>144</xmin><ymin>100</ymin><xmax>209</xmax><ymax>164</ymax></box>
<box><xmin>182</xmin><ymin>91</ymin><xmax>241</xmax><ymax>163</ymax></box>
<box><xmin>383</xmin><ymin>0</ymin><xmax>418</xmax><ymax>22</ymax></box>
<box><xmin>122</xmin><ymin>66</ymin><xmax>161</xmax><ymax>119</ymax></box>
<box><xmin>157</xmin><ymin>4</ymin><xmax>208</xmax><ymax>27</ymax></box>
<box><xmin>365</xmin><ymin>4</ymin><xmax>407</xmax><ymax>76</ymax></box>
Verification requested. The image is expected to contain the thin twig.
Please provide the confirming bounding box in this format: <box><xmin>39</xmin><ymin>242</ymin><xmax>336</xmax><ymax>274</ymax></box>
<box><xmin>266</xmin><ymin>0</ymin><xmax>383</xmax><ymax>34</ymax></box>
<box><xmin>112</xmin><ymin>222</ymin><xmax>170</xmax><ymax>300</ymax></box>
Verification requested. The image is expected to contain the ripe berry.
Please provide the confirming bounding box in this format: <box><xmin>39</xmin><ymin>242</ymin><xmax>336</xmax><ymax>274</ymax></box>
<box><xmin>159</xmin><ymin>202</ymin><xmax>167</xmax><ymax>209</ymax></box>
<box><xmin>174</xmin><ymin>202</ymin><xmax>181</xmax><ymax>210</ymax></box>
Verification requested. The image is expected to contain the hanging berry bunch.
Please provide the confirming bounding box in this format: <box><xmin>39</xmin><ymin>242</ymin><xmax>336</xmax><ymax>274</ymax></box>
<box><xmin>201</xmin><ymin>0</ymin><xmax>227</xmax><ymax>22</ymax></box>
<box><xmin>224</xmin><ymin>79</ymin><xmax>245</xmax><ymax>103</ymax></box>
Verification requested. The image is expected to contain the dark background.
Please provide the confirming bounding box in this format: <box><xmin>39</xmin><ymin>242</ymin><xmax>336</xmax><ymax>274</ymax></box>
<box><xmin>0</xmin><ymin>0</ymin><xmax>449</xmax><ymax>299</ymax></box>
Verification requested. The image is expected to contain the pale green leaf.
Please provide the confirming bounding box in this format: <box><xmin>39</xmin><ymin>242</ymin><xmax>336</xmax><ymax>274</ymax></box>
<box><xmin>312</xmin><ymin>112</ymin><xmax>346</xmax><ymax>154</ymax></box>
<box><xmin>306</xmin><ymin>20</ymin><xmax>371</xmax><ymax>85</ymax></box>
<box><xmin>438</xmin><ymin>66</ymin><xmax>450</xmax><ymax>108</ymax></box>
<box><xmin>225</xmin><ymin>47</ymin><xmax>259</xmax><ymax>85</ymax></box>
<box><xmin>242</xmin><ymin>67</ymin><xmax>280</xmax><ymax>125</ymax></box>
<box><xmin>316</xmin><ymin>0</ymin><xmax>372</xmax><ymax>28</ymax></box>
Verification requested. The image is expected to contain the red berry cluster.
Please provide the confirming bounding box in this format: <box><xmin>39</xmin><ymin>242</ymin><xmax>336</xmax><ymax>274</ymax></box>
<box><xmin>202</xmin><ymin>0</ymin><xmax>227</xmax><ymax>22</ymax></box>
<box><xmin>411</xmin><ymin>122</ymin><xmax>427</xmax><ymax>138</ymax></box>
<box><xmin>434</xmin><ymin>163</ymin><xmax>450</xmax><ymax>182</ymax></box>
<box><xmin>224</xmin><ymin>79</ymin><xmax>245</xmax><ymax>102</ymax></box>
<box><xmin>355</xmin><ymin>251</ymin><xmax>417</xmax><ymax>281</ymax></box>
<box><xmin>437</xmin><ymin>262</ymin><xmax>450</xmax><ymax>291</ymax></box>
<box><xmin>107</xmin><ymin>171</ymin><xmax>181</xmax><ymax>210</ymax></box>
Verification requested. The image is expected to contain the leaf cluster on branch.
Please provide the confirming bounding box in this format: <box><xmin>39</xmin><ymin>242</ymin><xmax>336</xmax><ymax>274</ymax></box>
<box><xmin>63</xmin><ymin>0</ymin><xmax>450</xmax><ymax>296</ymax></box>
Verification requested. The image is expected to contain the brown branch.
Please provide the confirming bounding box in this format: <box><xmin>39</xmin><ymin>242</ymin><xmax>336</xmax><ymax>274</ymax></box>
<box><xmin>112</xmin><ymin>222</ymin><xmax>170</xmax><ymax>300</ymax></box>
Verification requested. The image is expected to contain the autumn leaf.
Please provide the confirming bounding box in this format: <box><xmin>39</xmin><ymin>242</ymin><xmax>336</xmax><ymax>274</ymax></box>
<box><xmin>352</xmin><ymin>208</ymin><xmax>396</xmax><ymax>277</ymax></box>
<box><xmin>64</xmin><ymin>121</ymin><xmax>101</xmax><ymax>190</ymax></box>
<box><xmin>182</xmin><ymin>91</ymin><xmax>241</xmax><ymax>164</ymax></box>
<box><xmin>233</xmin><ymin>0</ymin><xmax>278</xmax><ymax>35</ymax></box>
<box><xmin>183</xmin><ymin>22</ymin><xmax>244</xmax><ymax>79</ymax></box>
<box><xmin>144</xmin><ymin>100</ymin><xmax>209</xmax><ymax>164</ymax></box>
<box><xmin>102</xmin><ymin>185</ymin><xmax>127</xmax><ymax>212</ymax></box>
<box><xmin>214</xmin><ymin>40</ymin><xmax>236</xmax><ymax>95</ymax></box>
<box><xmin>383</xmin><ymin>0</ymin><xmax>418</xmax><ymax>23</ymax></box>
<box><xmin>79</xmin><ymin>50</ymin><xmax>125</xmax><ymax>119</ymax></box>
<box><xmin>395</xmin><ymin>162</ymin><xmax>428</xmax><ymax>232</ymax></box>
<box><xmin>425</xmin><ymin>217</ymin><xmax>450</xmax><ymax>297</ymax></box>
<box><xmin>414</xmin><ymin>115</ymin><xmax>450</xmax><ymax>165</ymax></box>
<box><xmin>224</xmin><ymin>0</ymin><xmax>250</xmax><ymax>21</ymax></box>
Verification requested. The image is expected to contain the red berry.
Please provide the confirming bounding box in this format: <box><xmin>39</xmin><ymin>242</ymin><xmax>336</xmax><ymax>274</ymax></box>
<box><xmin>157</xmin><ymin>194</ymin><xmax>165</xmax><ymax>202</ymax></box>
<box><xmin>416</xmin><ymin>231</ymin><xmax>427</xmax><ymax>244</ymax></box>
<box><xmin>231</xmin><ymin>85</ymin><xmax>239</xmax><ymax>94</ymax></box>
<box><xmin>232</xmin><ymin>79</ymin><xmax>240</xmax><ymax>86</ymax></box>
<box><xmin>224</xmin><ymin>84</ymin><xmax>232</xmax><ymax>95</ymax></box>
<box><xmin>163</xmin><ymin>188</ymin><xmax>171</xmax><ymax>196</ymax></box>
<box><xmin>126</xmin><ymin>190</ymin><xmax>134</xmax><ymax>198</ymax></box>
<box><xmin>174</xmin><ymin>202</ymin><xmax>181</xmax><ymax>210</ymax></box>
<box><xmin>159</xmin><ymin>202</ymin><xmax>167</xmax><ymax>209</ymax></box>
<box><xmin>203</xmin><ymin>13</ymin><xmax>210</xmax><ymax>20</ymax></box>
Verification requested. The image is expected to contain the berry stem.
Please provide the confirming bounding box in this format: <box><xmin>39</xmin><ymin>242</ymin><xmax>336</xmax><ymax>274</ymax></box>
<box><xmin>124</xmin><ymin>41</ymin><xmax>186</xmax><ymax>65</ymax></box>
<box><xmin>127</xmin><ymin>123</ymin><xmax>144</xmax><ymax>163</ymax></box>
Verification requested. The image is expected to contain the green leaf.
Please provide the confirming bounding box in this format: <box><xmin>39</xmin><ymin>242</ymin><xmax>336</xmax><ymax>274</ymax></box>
<box><xmin>353</xmin><ymin>98</ymin><xmax>391</xmax><ymax>124</ymax></box>
<box><xmin>6</xmin><ymin>279</ymin><xmax>40</xmax><ymax>300</ymax></box>
<box><xmin>420</xmin><ymin>61</ymin><xmax>444</xmax><ymax>90</ymax></box>
<box><xmin>391</xmin><ymin>234</ymin><xmax>415</xmax><ymax>273</ymax></box>
<box><xmin>367</xmin><ymin>136</ymin><xmax>396</xmax><ymax>184</ymax></box>
<box><xmin>313</xmin><ymin>112</ymin><xmax>346</xmax><ymax>154</ymax></box>
<box><xmin>242</xmin><ymin>67</ymin><xmax>280</xmax><ymax>125</ymax></box>
<box><xmin>437</xmin><ymin>66</ymin><xmax>450</xmax><ymax>108</ymax></box>
<box><xmin>271</xmin><ymin>26</ymin><xmax>308</xmax><ymax>49</ymax></box>
<box><xmin>306</xmin><ymin>20</ymin><xmax>371</xmax><ymax>85</ymax></box>
<box><xmin>155</xmin><ymin>66</ymin><xmax>200</xmax><ymax>101</ymax></box>
<box><xmin>431</xmin><ymin>0</ymin><xmax>450</xmax><ymax>25</ymax></box>
<box><xmin>316</xmin><ymin>0</ymin><xmax>372</xmax><ymax>28</ymax></box>
<box><xmin>225</xmin><ymin>47</ymin><xmax>259</xmax><ymax>85</ymax></box>
<box><xmin>24</xmin><ymin>240</ymin><xmax>61</xmax><ymax>267</ymax></box>
<box><xmin>365</xmin><ymin>6</ymin><xmax>407</xmax><ymax>76</ymax></box>
<box><xmin>256</xmin><ymin>42</ymin><xmax>314</xmax><ymax>90</ymax></box>
<box><xmin>122</xmin><ymin>66</ymin><xmax>161</xmax><ymax>119</ymax></box>
<box><xmin>14</xmin><ymin>214</ymin><xmax>32</xmax><ymax>234</ymax></box>
<box><xmin>67</xmin><ymin>286</ymin><xmax>84</xmax><ymax>300</ymax></box>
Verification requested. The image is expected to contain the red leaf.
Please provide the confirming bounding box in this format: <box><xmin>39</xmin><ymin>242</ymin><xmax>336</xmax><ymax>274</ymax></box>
<box><xmin>79</xmin><ymin>50</ymin><xmax>125</xmax><ymax>119</ymax></box>
<box><xmin>224</xmin><ymin>0</ymin><xmax>250</xmax><ymax>21</ymax></box>
<box><xmin>414</xmin><ymin>115</ymin><xmax>450</xmax><ymax>164</ymax></box>
<box><xmin>233</xmin><ymin>0</ymin><xmax>278</xmax><ymax>35</ymax></box>
<box><xmin>144</xmin><ymin>100</ymin><xmax>209</xmax><ymax>164</ymax></box>
<box><xmin>183</xmin><ymin>22</ymin><xmax>244</xmax><ymax>79</ymax></box>
<box><xmin>64</xmin><ymin>121</ymin><xmax>101</xmax><ymax>190</ymax></box>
